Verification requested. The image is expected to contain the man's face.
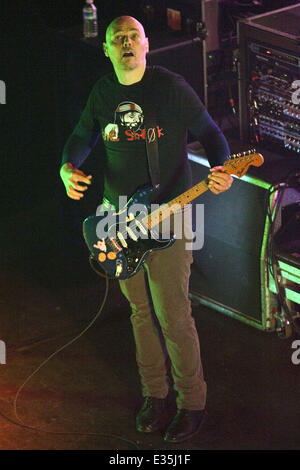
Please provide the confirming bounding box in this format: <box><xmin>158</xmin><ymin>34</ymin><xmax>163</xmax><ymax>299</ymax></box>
<box><xmin>103</xmin><ymin>17</ymin><xmax>149</xmax><ymax>72</ymax></box>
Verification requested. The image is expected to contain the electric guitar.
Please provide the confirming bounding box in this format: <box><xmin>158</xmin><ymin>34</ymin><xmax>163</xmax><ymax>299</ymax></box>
<box><xmin>83</xmin><ymin>150</ymin><xmax>264</xmax><ymax>280</ymax></box>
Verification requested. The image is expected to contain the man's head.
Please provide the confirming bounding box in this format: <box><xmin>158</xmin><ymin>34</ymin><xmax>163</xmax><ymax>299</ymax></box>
<box><xmin>103</xmin><ymin>16</ymin><xmax>149</xmax><ymax>79</ymax></box>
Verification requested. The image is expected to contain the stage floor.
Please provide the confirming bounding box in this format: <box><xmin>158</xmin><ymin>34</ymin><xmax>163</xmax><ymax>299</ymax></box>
<box><xmin>0</xmin><ymin>188</ymin><xmax>299</xmax><ymax>451</ymax></box>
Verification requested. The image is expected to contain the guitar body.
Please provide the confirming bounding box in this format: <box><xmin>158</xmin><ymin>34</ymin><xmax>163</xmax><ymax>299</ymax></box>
<box><xmin>83</xmin><ymin>150</ymin><xmax>264</xmax><ymax>280</ymax></box>
<box><xmin>83</xmin><ymin>186</ymin><xmax>176</xmax><ymax>280</ymax></box>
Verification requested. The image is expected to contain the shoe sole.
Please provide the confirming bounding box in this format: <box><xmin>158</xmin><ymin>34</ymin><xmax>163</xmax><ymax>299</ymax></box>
<box><xmin>163</xmin><ymin>411</ymin><xmax>206</xmax><ymax>443</ymax></box>
<box><xmin>136</xmin><ymin>424</ymin><xmax>161</xmax><ymax>433</ymax></box>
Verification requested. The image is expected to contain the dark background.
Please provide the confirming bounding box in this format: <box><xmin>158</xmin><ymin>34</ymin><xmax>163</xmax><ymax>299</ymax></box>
<box><xmin>1</xmin><ymin>0</ymin><xmax>299</xmax><ymax>251</ymax></box>
<box><xmin>1</xmin><ymin>0</ymin><xmax>144</xmax><ymax>218</ymax></box>
<box><xmin>2</xmin><ymin>0</ymin><xmax>299</xmax><ymax>218</ymax></box>
<box><xmin>0</xmin><ymin>1</ymin><xmax>299</xmax><ymax>450</ymax></box>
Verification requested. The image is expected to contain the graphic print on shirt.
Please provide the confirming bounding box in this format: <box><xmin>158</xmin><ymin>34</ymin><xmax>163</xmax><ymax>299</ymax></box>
<box><xmin>102</xmin><ymin>101</ymin><xmax>164</xmax><ymax>142</ymax></box>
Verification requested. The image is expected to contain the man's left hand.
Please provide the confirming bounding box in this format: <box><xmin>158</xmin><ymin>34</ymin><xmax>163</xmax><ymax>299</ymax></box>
<box><xmin>207</xmin><ymin>166</ymin><xmax>233</xmax><ymax>194</ymax></box>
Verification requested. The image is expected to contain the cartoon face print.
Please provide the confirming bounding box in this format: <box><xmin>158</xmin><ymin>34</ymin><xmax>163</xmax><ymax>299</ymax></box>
<box><xmin>102</xmin><ymin>101</ymin><xmax>145</xmax><ymax>141</ymax></box>
<box><xmin>116</xmin><ymin>102</ymin><xmax>144</xmax><ymax>131</ymax></box>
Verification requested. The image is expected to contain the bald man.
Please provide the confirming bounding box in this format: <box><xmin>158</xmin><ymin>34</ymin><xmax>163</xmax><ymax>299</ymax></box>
<box><xmin>60</xmin><ymin>16</ymin><xmax>233</xmax><ymax>443</ymax></box>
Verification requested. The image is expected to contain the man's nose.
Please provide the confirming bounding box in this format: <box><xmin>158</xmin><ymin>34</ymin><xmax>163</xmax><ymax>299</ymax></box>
<box><xmin>123</xmin><ymin>35</ymin><xmax>132</xmax><ymax>46</ymax></box>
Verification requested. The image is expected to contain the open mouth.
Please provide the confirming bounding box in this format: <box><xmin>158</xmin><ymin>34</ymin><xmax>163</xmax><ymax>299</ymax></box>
<box><xmin>122</xmin><ymin>51</ymin><xmax>134</xmax><ymax>57</ymax></box>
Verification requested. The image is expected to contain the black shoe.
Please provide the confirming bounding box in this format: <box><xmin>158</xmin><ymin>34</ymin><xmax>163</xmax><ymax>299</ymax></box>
<box><xmin>136</xmin><ymin>397</ymin><xmax>167</xmax><ymax>433</ymax></box>
<box><xmin>163</xmin><ymin>408</ymin><xmax>205</xmax><ymax>443</ymax></box>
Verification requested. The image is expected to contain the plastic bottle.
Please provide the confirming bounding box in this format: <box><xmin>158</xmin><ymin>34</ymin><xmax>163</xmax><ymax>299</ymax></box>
<box><xmin>83</xmin><ymin>0</ymin><xmax>98</xmax><ymax>38</ymax></box>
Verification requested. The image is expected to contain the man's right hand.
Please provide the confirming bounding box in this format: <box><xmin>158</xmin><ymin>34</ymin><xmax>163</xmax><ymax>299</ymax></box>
<box><xmin>60</xmin><ymin>162</ymin><xmax>92</xmax><ymax>200</ymax></box>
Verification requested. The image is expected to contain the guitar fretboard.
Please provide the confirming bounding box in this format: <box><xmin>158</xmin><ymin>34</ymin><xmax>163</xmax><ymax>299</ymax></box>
<box><xmin>141</xmin><ymin>150</ymin><xmax>262</xmax><ymax>230</ymax></box>
<box><xmin>142</xmin><ymin>178</ymin><xmax>209</xmax><ymax>229</ymax></box>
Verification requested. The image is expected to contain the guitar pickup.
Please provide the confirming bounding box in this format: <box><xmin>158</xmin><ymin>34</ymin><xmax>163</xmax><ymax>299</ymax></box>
<box><xmin>134</xmin><ymin>219</ymin><xmax>148</xmax><ymax>235</ymax></box>
<box><xmin>126</xmin><ymin>226</ymin><xmax>138</xmax><ymax>241</ymax></box>
<box><xmin>117</xmin><ymin>232</ymin><xmax>128</xmax><ymax>248</ymax></box>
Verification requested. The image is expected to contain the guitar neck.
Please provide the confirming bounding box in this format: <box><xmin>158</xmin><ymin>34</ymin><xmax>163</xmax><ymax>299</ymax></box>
<box><xmin>142</xmin><ymin>178</ymin><xmax>209</xmax><ymax>229</ymax></box>
<box><xmin>141</xmin><ymin>150</ymin><xmax>263</xmax><ymax>230</ymax></box>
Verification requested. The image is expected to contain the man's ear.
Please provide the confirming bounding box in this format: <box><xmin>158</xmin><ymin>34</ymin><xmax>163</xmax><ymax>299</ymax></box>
<box><xmin>103</xmin><ymin>42</ymin><xmax>109</xmax><ymax>57</ymax></box>
<box><xmin>145</xmin><ymin>37</ymin><xmax>149</xmax><ymax>53</ymax></box>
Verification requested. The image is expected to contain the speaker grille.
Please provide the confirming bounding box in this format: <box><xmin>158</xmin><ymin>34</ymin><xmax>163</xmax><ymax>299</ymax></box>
<box><xmin>189</xmin><ymin>158</ymin><xmax>270</xmax><ymax>324</ymax></box>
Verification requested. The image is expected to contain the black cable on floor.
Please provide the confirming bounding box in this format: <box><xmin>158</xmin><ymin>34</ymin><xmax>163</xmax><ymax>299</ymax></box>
<box><xmin>0</xmin><ymin>270</ymin><xmax>141</xmax><ymax>450</ymax></box>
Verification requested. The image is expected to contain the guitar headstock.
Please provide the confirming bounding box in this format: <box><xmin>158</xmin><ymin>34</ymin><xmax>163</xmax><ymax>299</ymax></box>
<box><xmin>223</xmin><ymin>149</ymin><xmax>264</xmax><ymax>178</ymax></box>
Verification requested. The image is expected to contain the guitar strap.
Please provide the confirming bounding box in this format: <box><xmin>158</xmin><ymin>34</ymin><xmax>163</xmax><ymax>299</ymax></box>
<box><xmin>143</xmin><ymin>66</ymin><xmax>160</xmax><ymax>191</ymax></box>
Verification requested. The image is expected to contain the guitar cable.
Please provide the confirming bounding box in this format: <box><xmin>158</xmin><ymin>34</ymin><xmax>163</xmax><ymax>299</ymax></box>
<box><xmin>0</xmin><ymin>268</ymin><xmax>141</xmax><ymax>450</ymax></box>
<box><xmin>264</xmin><ymin>174</ymin><xmax>300</xmax><ymax>337</ymax></box>
<box><xmin>2</xmin><ymin>209</ymin><xmax>194</xmax><ymax>447</ymax></box>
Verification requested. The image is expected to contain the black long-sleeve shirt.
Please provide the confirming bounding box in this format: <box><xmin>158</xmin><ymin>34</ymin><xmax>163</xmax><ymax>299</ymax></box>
<box><xmin>62</xmin><ymin>66</ymin><xmax>230</xmax><ymax>208</ymax></box>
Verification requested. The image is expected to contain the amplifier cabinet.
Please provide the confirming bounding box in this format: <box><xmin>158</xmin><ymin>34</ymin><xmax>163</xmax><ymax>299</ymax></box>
<box><xmin>237</xmin><ymin>4</ymin><xmax>300</xmax><ymax>157</ymax></box>
<box><xmin>188</xmin><ymin>154</ymin><xmax>277</xmax><ymax>331</ymax></box>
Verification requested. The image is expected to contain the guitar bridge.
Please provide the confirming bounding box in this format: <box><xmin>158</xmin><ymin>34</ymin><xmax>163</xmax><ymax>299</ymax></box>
<box><xmin>107</xmin><ymin>238</ymin><xmax>122</xmax><ymax>252</ymax></box>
